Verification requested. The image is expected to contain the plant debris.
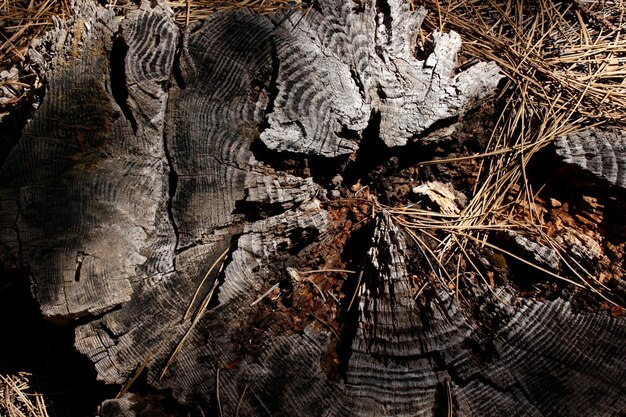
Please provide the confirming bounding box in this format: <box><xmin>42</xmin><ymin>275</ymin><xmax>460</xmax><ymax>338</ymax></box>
<box><xmin>0</xmin><ymin>373</ymin><xmax>49</xmax><ymax>417</ymax></box>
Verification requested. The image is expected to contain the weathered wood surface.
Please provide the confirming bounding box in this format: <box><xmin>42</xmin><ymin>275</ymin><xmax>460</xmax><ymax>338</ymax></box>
<box><xmin>555</xmin><ymin>126</ymin><xmax>626</xmax><ymax>190</ymax></box>
<box><xmin>1</xmin><ymin>0</ymin><xmax>625</xmax><ymax>416</ymax></box>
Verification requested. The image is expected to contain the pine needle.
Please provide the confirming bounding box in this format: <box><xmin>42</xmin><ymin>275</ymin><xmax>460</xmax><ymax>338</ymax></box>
<box><xmin>0</xmin><ymin>373</ymin><xmax>49</xmax><ymax>417</ymax></box>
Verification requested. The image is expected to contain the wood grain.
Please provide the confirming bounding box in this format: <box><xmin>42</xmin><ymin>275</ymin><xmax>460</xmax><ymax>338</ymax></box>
<box><xmin>555</xmin><ymin>126</ymin><xmax>626</xmax><ymax>189</ymax></box>
<box><xmin>261</xmin><ymin>0</ymin><xmax>502</xmax><ymax>155</ymax></box>
<box><xmin>0</xmin><ymin>0</ymin><xmax>624</xmax><ymax>415</ymax></box>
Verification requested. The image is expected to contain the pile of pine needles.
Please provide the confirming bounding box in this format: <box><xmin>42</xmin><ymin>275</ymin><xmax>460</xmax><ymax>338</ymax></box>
<box><xmin>0</xmin><ymin>373</ymin><xmax>49</xmax><ymax>417</ymax></box>
<box><xmin>0</xmin><ymin>0</ymin><xmax>71</xmax><ymax>70</ymax></box>
<box><xmin>395</xmin><ymin>0</ymin><xmax>626</xmax><ymax>301</ymax></box>
<box><xmin>165</xmin><ymin>0</ymin><xmax>308</xmax><ymax>25</ymax></box>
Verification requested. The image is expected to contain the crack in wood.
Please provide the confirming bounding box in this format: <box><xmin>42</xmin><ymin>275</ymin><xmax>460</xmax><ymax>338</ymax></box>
<box><xmin>110</xmin><ymin>34</ymin><xmax>138</xmax><ymax>134</ymax></box>
<box><xmin>1</xmin><ymin>1</ymin><xmax>625</xmax><ymax>416</ymax></box>
<box><xmin>376</xmin><ymin>0</ymin><xmax>393</xmax><ymax>49</ymax></box>
<box><xmin>163</xmin><ymin>134</ymin><xmax>179</xmax><ymax>256</ymax></box>
<box><xmin>74</xmin><ymin>251</ymin><xmax>85</xmax><ymax>282</ymax></box>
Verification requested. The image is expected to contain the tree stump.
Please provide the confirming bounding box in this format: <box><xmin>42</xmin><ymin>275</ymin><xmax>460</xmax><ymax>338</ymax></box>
<box><xmin>1</xmin><ymin>0</ymin><xmax>625</xmax><ymax>416</ymax></box>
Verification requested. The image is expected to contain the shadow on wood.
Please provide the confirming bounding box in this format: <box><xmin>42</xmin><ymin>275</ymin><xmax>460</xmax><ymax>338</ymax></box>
<box><xmin>0</xmin><ymin>0</ymin><xmax>624</xmax><ymax>416</ymax></box>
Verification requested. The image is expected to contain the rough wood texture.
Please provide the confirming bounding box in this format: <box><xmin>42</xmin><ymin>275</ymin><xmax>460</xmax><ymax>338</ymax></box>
<box><xmin>1</xmin><ymin>0</ymin><xmax>625</xmax><ymax>416</ymax></box>
<box><xmin>344</xmin><ymin>213</ymin><xmax>470</xmax><ymax>416</ymax></box>
<box><xmin>0</xmin><ymin>1</ymin><xmax>177</xmax><ymax>320</ymax></box>
<box><xmin>498</xmin><ymin>230</ymin><xmax>561</xmax><ymax>271</ymax></box>
<box><xmin>260</xmin><ymin>0</ymin><xmax>502</xmax><ymax>156</ymax></box>
<box><xmin>455</xmin><ymin>295</ymin><xmax>626</xmax><ymax>416</ymax></box>
<box><xmin>555</xmin><ymin>126</ymin><xmax>626</xmax><ymax>189</ymax></box>
<box><xmin>98</xmin><ymin>395</ymin><xmax>136</xmax><ymax>417</ymax></box>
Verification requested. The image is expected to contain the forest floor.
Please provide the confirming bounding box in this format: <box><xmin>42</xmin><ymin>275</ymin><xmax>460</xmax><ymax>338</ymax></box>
<box><xmin>1</xmin><ymin>0</ymin><xmax>626</xmax><ymax>416</ymax></box>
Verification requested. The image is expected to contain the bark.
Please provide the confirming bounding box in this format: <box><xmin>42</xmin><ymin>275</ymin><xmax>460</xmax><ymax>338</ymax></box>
<box><xmin>555</xmin><ymin>126</ymin><xmax>626</xmax><ymax>190</ymax></box>
<box><xmin>0</xmin><ymin>0</ymin><xmax>625</xmax><ymax>416</ymax></box>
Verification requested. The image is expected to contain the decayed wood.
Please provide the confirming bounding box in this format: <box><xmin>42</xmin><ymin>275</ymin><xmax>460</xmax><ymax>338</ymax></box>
<box><xmin>1</xmin><ymin>0</ymin><xmax>625</xmax><ymax>416</ymax></box>
<box><xmin>344</xmin><ymin>215</ymin><xmax>626</xmax><ymax>416</ymax></box>
<box><xmin>0</xmin><ymin>1</ymin><xmax>177</xmax><ymax>320</ymax></box>
<box><xmin>260</xmin><ymin>0</ymin><xmax>502</xmax><ymax>156</ymax></box>
<box><xmin>554</xmin><ymin>126</ymin><xmax>626</xmax><ymax>189</ymax></box>
<box><xmin>344</xmin><ymin>213</ymin><xmax>470</xmax><ymax>416</ymax></box>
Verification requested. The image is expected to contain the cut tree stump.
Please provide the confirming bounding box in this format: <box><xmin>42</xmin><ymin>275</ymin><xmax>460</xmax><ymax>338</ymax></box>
<box><xmin>1</xmin><ymin>0</ymin><xmax>625</xmax><ymax>416</ymax></box>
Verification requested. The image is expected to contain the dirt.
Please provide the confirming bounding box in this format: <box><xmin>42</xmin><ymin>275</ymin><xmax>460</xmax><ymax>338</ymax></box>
<box><xmin>231</xmin><ymin>198</ymin><xmax>371</xmax><ymax>362</ymax></box>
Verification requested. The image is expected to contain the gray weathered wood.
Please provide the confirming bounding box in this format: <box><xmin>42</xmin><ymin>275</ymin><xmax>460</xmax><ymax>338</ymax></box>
<box><xmin>555</xmin><ymin>126</ymin><xmax>626</xmax><ymax>189</ymax></box>
<box><xmin>260</xmin><ymin>0</ymin><xmax>502</xmax><ymax>156</ymax></box>
<box><xmin>0</xmin><ymin>0</ymin><xmax>177</xmax><ymax>320</ymax></box>
<box><xmin>1</xmin><ymin>0</ymin><xmax>625</xmax><ymax>416</ymax></box>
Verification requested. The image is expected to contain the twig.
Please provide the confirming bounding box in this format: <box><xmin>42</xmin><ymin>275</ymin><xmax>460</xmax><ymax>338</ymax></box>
<box><xmin>446</xmin><ymin>378</ymin><xmax>453</xmax><ymax>417</ymax></box>
<box><xmin>250</xmin><ymin>282</ymin><xmax>280</xmax><ymax>306</ymax></box>
<box><xmin>414</xmin><ymin>282</ymin><xmax>429</xmax><ymax>300</ymax></box>
<box><xmin>184</xmin><ymin>246</ymin><xmax>229</xmax><ymax>321</ymax></box>
<box><xmin>160</xmin><ymin>278</ymin><xmax>220</xmax><ymax>380</ymax></box>
<box><xmin>117</xmin><ymin>353</ymin><xmax>153</xmax><ymax>398</ymax></box>
<box><xmin>347</xmin><ymin>269</ymin><xmax>364</xmax><ymax>311</ymax></box>
<box><xmin>216</xmin><ymin>366</ymin><xmax>223</xmax><ymax>417</ymax></box>
<box><xmin>308</xmin><ymin>314</ymin><xmax>340</xmax><ymax>339</ymax></box>
<box><xmin>234</xmin><ymin>384</ymin><xmax>249</xmax><ymax>417</ymax></box>
<box><xmin>305</xmin><ymin>278</ymin><xmax>326</xmax><ymax>302</ymax></box>
<box><xmin>300</xmin><ymin>269</ymin><xmax>356</xmax><ymax>275</ymax></box>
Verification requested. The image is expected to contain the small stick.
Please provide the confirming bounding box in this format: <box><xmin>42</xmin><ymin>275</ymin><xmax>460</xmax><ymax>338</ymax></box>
<box><xmin>160</xmin><ymin>278</ymin><xmax>220</xmax><ymax>380</ymax></box>
<box><xmin>347</xmin><ymin>269</ymin><xmax>364</xmax><ymax>311</ymax></box>
<box><xmin>414</xmin><ymin>282</ymin><xmax>429</xmax><ymax>300</ymax></box>
<box><xmin>185</xmin><ymin>0</ymin><xmax>191</xmax><ymax>29</ymax></box>
<box><xmin>250</xmin><ymin>282</ymin><xmax>280</xmax><ymax>306</ymax></box>
<box><xmin>446</xmin><ymin>378</ymin><xmax>453</xmax><ymax>417</ymax></box>
<box><xmin>305</xmin><ymin>278</ymin><xmax>326</xmax><ymax>302</ymax></box>
<box><xmin>216</xmin><ymin>366</ymin><xmax>223</xmax><ymax>417</ymax></box>
<box><xmin>300</xmin><ymin>269</ymin><xmax>356</xmax><ymax>275</ymax></box>
<box><xmin>327</xmin><ymin>290</ymin><xmax>340</xmax><ymax>304</ymax></box>
<box><xmin>308</xmin><ymin>314</ymin><xmax>340</xmax><ymax>339</ymax></box>
<box><xmin>117</xmin><ymin>353</ymin><xmax>152</xmax><ymax>398</ymax></box>
<box><xmin>184</xmin><ymin>247</ymin><xmax>229</xmax><ymax>321</ymax></box>
<box><xmin>234</xmin><ymin>384</ymin><xmax>249</xmax><ymax>417</ymax></box>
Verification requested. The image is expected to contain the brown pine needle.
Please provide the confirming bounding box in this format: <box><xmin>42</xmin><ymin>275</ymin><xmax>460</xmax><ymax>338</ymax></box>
<box><xmin>300</xmin><ymin>269</ymin><xmax>356</xmax><ymax>275</ymax></box>
<box><xmin>215</xmin><ymin>366</ymin><xmax>224</xmax><ymax>417</ymax></box>
<box><xmin>308</xmin><ymin>314</ymin><xmax>340</xmax><ymax>339</ymax></box>
<box><xmin>117</xmin><ymin>353</ymin><xmax>153</xmax><ymax>398</ymax></box>
<box><xmin>249</xmin><ymin>282</ymin><xmax>280</xmax><ymax>307</ymax></box>
<box><xmin>234</xmin><ymin>384</ymin><xmax>249</xmax><ymax>417</ymax></box>
<box><xmin>0</xmin><ymin>373</ymin><xmax>49</xmax><ymax>417</ymax></box>
<box><xmin>183</xmin><ymin>246</ymin><xmax>230</xmax><ymax>321</ymax></box>
<box><xmin>347</xmin><ymin>269</ymin><xmax>364</xmax><ymax>312</ymax></box>
<box><xmin>161</xmin><ymin>277</ymin><xmax>221</xmax><ymax>380</ymax></box>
